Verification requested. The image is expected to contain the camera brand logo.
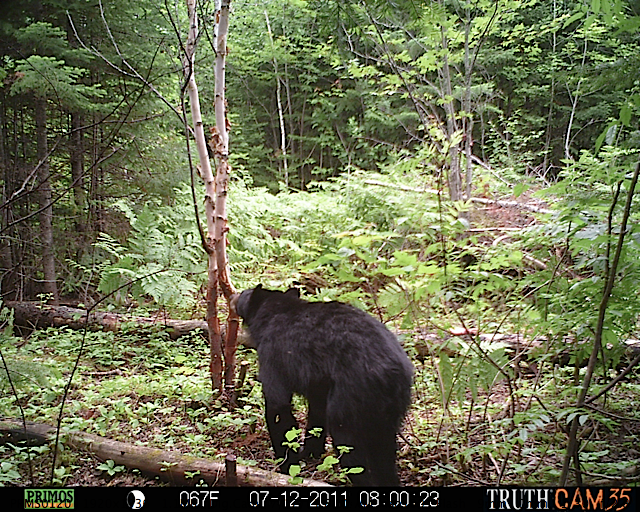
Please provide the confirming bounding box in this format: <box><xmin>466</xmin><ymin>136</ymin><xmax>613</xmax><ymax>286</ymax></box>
<box><xmin>486</xmin><ymin>488</ymin><xmax>633</xmax><ymax>511</ymax></box>
<box><xmin>24</xmin><ymin>489</ymin><xmax>74</xmax><ymax>509</ymax></box>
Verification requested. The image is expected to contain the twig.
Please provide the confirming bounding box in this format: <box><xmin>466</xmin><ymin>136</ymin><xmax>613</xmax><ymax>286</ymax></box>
<box><xmin>50</xmin><ymin>267</ymin><xmax>173</xmax><ymax>484</ymax></box>
<box><xmin>67</xmin><ymin>6</ymin><xmax>184</xmax><ymax>122</ymax></box>
<box><xmin>560</xmin><ymin>161</ymin><xmax>640</xmax><ymax>485</ymax></box>
<box><xmin>584</xmin><ymin>402</ymin><xmax>640</xmax><ymax>423</ymax></box>
<box><xmin>431</xmin><ymin>460</ymin><xmax>491</xmax><ymax>486</ymax></box>
<box><xmin>585</xmin><ymin>352</ymin><xmax>640</xmax><ymax>405</ymax></box>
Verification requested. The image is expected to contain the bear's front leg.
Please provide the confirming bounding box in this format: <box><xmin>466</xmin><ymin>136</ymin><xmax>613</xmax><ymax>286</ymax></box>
<box><xmin>262</xmin><ymin>376</ymin><xmax>300</xmax><ymax>473</ymax></box>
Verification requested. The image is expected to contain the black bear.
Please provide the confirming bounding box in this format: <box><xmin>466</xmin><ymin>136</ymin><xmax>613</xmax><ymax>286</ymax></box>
<box><xmin>232</xmin><ymin>285</ymin><xmax>413</xmax><ymax>486</ymax></box>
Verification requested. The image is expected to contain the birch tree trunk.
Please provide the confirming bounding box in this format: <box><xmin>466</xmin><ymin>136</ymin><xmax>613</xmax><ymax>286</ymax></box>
<box><xmin>438</xmin><ymin>25</ymin><xmax>462</xmax><ymax>201</ymax></box>
<box><xmin>184</xmin><ymin>0</ymin><xmax>237</xmax><ymax>394</ymax></box>
<box><xmin>212</xmin><ymin>0</ymin><xmax>239</xmax><ymax>397</ymax></box>
<box><xmin>462</xmin><ymin>12</ymin><xmax>474</xmax><ymax>202</ymax></box>
<box><xmin>265</xmin><ymin>9</ymin><xmax>288</xmax><ymax>188</ymax></box>
<box><xmin>184</xmin><ymin>0</ymin><xmax>223</xmax><ymax>392</ymax></box>
<box><xmin>564</xmin><ymin>36</ymin><xmax>588</xmax><ymax>161</ymax></box>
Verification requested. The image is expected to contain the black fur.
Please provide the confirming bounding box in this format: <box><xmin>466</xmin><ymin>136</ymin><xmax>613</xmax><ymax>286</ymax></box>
<box><xmin>233</xmin><ymin>285</ymin><xmax>413</xmax><ymax>486</ymax></box>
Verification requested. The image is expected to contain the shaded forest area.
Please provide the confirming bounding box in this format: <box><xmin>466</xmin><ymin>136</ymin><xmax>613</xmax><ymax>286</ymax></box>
<box><xmin>1</xmin><ymin>0</ymin><xmax>640</xmax><ymax>489</ymax></box>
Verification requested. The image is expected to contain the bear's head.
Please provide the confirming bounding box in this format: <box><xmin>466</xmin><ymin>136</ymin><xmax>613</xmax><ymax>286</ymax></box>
<box><xmin>231</xmin><ymin>284</ymin><xmax>301</xmax><ymax>325</ymax></box>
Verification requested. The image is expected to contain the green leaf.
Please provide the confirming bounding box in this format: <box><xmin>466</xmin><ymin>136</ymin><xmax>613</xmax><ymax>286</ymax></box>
<box><xmin>391</xmin><ymin>251</ymin><xmax>418</xmax><ymax>267</ymax></box>
<box><xmin>288</xmin><ymin>464</ymin><xmax>301</xmax><ymax>477</ymax></box>
<box><xmin>336</xmin><ymin>269</ymin><xmax>361</xmax><ymax>282</ymax></box>
<box><xmin>563</xmin><ymin>11</ymin><xmax>585</xmax><ymax>28</ymax></box>
<box><xmin>619</xmin><ymin>103</ymin><xmax>631</xmax><ymax>127</ymax></box>
<box><xmin>317</xmin><ymin>455</ymin><xmax>339</xmax><ymax>472</ymax></box>
<box><xmin>380</xmin><ymin>267</ymin><xmax>409</xmax><ymax>277</ymax></box>
<box><xmin>285</xmin><ymin>428</ymin><xmax>302</xmax><ymax>442</ymax></box>
<box><xmin>352</xmin><ymin>235</ymin><xmax>373</xmax><ymax>246</ymax></box>
<box><xmin>513</xmin><ymin>183</ymin><xmax>529</xmax><ymax>198</ymax></box>
<box><xmin>336</xmin><ymin>247</ymin><xmax>356</xmax><ymax>258</ymax></box>
<box><xmin>595</xmin><ymin>123</ymin><xmax>613</xmax><ymax>152</ymax></box>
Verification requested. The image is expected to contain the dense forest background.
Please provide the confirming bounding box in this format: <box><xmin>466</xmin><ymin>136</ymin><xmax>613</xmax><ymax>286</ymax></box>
<box><xmin>1</xmin><ymin>0</ymin><xmax>640</xmax><ymax>488</ymax></box>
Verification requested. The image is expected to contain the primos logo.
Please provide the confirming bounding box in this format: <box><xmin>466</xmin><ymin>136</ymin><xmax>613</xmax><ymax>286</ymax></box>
<box><xmin>24</xmin><ymin>489</ymin><xmax>74</xmax><ymax>509</ymax></box>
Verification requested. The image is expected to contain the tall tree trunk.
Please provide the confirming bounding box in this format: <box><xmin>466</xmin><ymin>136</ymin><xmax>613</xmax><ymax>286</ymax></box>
<box><xmin>542</xmin><ymin>0</ymin><xmax>558</xmax><ymax>175</ymax></box>
<box><xmin>89</xmin><ymin>111</ymin><xmax>102</xmax><ymax>234</ymax></box>
<box><xmin>34</xmin><ymin>96</ymin><xmax>59</xmax><ymax>304</ymax></box>
<box><xmin>70</xmin><ymin>112</ymin><xmax>86</xmax><ymax>236</ymax></box>
<box><xmin>184</xmin><ymin>0</ymin><xmax>236</xmax><ymax>395</ymax></box>
<box><xmin>0</xmin><ymin>90</ymin><xmax>15</xmax><ymax>300</ymax></box>
<box><xmin>184</xmin><ymin>0</ymin><xmax>223</xmax><ymax>393</ymax></box>
<box><xmin>433</xmin><ymin>0</ymin><xmax>461</xmax><ymax>200</ymax></box>
<box><xmin>463</xmin><ymin>11</ymin><xmax>474</xmax><ymax>202</ymax></box>
<box><xmin>440</xmin><ymin>27</ymin><xmax>461</xmax><ymax>201</ymax></box>
<box><xmin>213</xmin><ymin>0</ymin><xmax>239</xmax><ymax>398</ymax></box>
<box><xmin>564</xmin><ymin>35</ymin><xmax>588</xmax><ymax>161</ymax></box>
<box><xmin>265</xmin><ymin>9</ymin><xmax>288</xmax><ymax>188</ymax></box>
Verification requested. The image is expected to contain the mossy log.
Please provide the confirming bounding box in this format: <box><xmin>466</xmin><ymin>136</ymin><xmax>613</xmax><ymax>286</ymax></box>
<box><xmin>0</xmin><ymin>419</ymin><xmax>328</xmax><ymax>487</ymax></box>
<box><xmin>5</xmin><ymin>301</ymin><xmax>250</xmax><ymax>345</ymax></box>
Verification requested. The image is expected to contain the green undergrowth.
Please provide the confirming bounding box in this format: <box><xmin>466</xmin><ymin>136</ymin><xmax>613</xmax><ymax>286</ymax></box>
<box><xmin>2</xmin><ymin>322</ymin><xmax>638</xmax><ymax>486</ymax></box>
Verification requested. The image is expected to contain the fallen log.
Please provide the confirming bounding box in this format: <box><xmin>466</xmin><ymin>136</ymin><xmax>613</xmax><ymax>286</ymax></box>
<box><xmin>414</xmin><ymin>329</ymin><xmax>640</xmax><ymax>369</ymax></box>
<box><xmin>363</xmin><ymin>179</ymin><xmax>553</xmax><ymax>214</ymax></box>
<box><xmin>6</xmin><ymin>301</ymin><xmax>207</xmax><ymax>340</ymax></box>
<box><xmin>5</xmin><ymin>301</ymin><xmax>250</xmax><ymax>345</ymax></box>
<box><xmin>0</xmin><ymin>419</ymin><xmax>329</xmax><ymax>487</ymax></box>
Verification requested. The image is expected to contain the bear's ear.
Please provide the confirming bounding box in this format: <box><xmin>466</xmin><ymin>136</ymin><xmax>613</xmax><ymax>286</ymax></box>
<box><xmin>284</xmin><ymin>287</ymin><xmax>300</xmax><ymax>298</ymax></box>
<box><xmin>251</xmin><ymin>283</ymin><xmax>267</xmax><ymax>303</ymax></box>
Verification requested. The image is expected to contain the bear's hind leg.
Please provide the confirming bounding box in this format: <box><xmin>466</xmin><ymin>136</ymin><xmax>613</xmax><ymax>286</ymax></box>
<box><xmin>300</xmin><ymin>385</ymin><xmax>328</xmax><ymax>460</ymax></box>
